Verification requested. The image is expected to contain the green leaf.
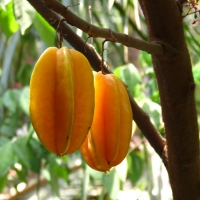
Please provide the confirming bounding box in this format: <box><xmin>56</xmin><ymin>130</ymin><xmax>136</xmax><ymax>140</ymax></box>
<box><xmin>2</xmin><ymin>89</ymin><xmax>21</xmax><ymax>113</ymax></box>
<box><xmin>103</xmin><ymin>170</ymin><xmax>120</xmax><ymax>200</ymax></box>
<box><xmin>44</xmin><ymin>154</ymin><xmax>61</xmax><ymax>197</ymax></box>
<box><xmin>0</xmin><ymin>173</ymin><xmax>8</xmax><ymax>193</ymax></box>
<box><xmin>28</xmin><ymin>132</ymin><xmax>49</xmax><ymax>160</ymax></box>
<box><xmin>52</xmin><ymin>158</ymin><xmax>68</xmax><ymax>180</ymax></box>
<box><xmin>114</xmin><ymin>63</ymin><xmax>141</xmax><ymax>97</ymax></box>
<box><xmin>115</xmin><ymin>158</ymin><xmax>128</xmax><ymax>182</ymax></box>
<box><xmin>13</xmin><ymin>0</ymin><xmax>36</xmax><ymax>34</ymax></box>
<box><xmin>19</xmin><ymin>86</ymin><xmax>30</xmax><ymax>115</ymax></box>
<box><xmin>122</xmin><ymin>0</ymin><xmax>128</xmax><ymax>9</ymax></box>
<box><xmin>139</xmin><ymin>51</ymin><xmax>152</xmax><ymax>67</ymax></box>
<box><xmin>82</xmin><ymin>163</ymin><xmax>90</xmax><ymax>200</ymax></box>
<box><xmin>139</xmin><ymin>99</ymin><xmax>162</xmax><ymax>128</ymax></box>
<box><xmin>0</xmin><ymin>1</ymin><xmax>19</xmax><ymax>38</ymax></box>
<box><xmin>127</xmin><ymin>151</ymin><xmax>143</xmax><ymax>186</ymax></box>
<box><xmin>195</xmin><ymin>84</ymin><xmax>200</xmax><ymax>115</ymax></box>
<box><xmin>33</xmin><ymin>12</ymin><xmax>56</xmax><ymax>47</ymax></box>
<box><xmin>88</xmin><ymin>165</ymin><xmax>104</xmax><ymax>180</ymax></box>
<box><xmin>0</xmin><ymin>124</ymin><xmax>16</xmax><ymax>137</ymax></box>
<box><xmin>15</xmin><ymin>166</ymin><xmax>28</xmax><ymax>182</ymax></box>
<box><xmin>42</xmin><ymin>166</ymin><xmax>59</xmax><ymax>196</ymax></box>
<box><xmin>13</xmin><ymin>137</ymin><xmax>31</xmax><ymax>169</ymax></box>
<box><xmin>16</xmin><ymin>63</ymin><xmax>33</xmax><ymax>86</ymax></box>
<box><xmin>0</xmin><ymin>137</ymin><xmax>10</xmax><ymax>146</ymax></box>
<box><xmin>108</xmin><ymin>0</ymin><xmax>115</xmax><ymax>10</ymax></box>
<box><xmin>0</xmin><ymin>97</ymin><xmax>3</xmax><ymax>107</ymax></box>
<box><xmin>27</xmin><ymin>138</ymin><xmax>42</xmax><ymax>173</ymax></box>
<box><xmin>0</xmin><ymin>141</ymin><xmax>14</xmax><ymax>178</ymax></box>
<box><xmin>193</xmin><ymin>62</ymin><xmax>200</xmax><ymax>84</ymax></box>
<box><xmin>42</xmin><ymin>168</ymin><xmax>51</xmax><ymax>181</ymax></box>
<box><xmin>0</xmin><ymin>0</ymin><xmax>11</xmax><ymax>10</ymax></box>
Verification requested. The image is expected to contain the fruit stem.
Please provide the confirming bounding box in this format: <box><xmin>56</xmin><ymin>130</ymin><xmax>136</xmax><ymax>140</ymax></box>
<box><xmin>56</xmin><ymin>18</ymin><xmax>68</xmax><ymax>48</ymax></box>
<box><xmin>100</xmin><ymin>39</ymin><xmax>109</xmax><ymax>74</ymax></box>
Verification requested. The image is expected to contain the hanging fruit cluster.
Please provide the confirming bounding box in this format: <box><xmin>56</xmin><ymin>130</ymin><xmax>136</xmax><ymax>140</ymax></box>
<box><xmin>29</xmin><ymin>46</ymin><xmax>133</xmax><ymax>172</ymax></box>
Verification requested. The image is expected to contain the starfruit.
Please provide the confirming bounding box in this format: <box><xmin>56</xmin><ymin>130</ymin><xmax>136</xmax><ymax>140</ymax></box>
<box><xmin>29</xmin><ymin>47</ymin><xmax>94</xmax><ymax>156</ymax></box>
<box><xmin>81</xmin><ymin>71</ymin><xmax>133</xmax><ymax>172</ymax></box>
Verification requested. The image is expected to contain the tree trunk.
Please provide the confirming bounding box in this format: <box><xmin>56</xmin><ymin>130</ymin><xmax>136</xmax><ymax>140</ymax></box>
<box><xmin>139</xmin><ymin>0</ymin><xmax>200</xmax><ymax>199</ymax></box>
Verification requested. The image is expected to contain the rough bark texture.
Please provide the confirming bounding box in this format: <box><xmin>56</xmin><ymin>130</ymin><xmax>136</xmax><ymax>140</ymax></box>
<box><xmin>139</xmin><ymin>0</ymin><xmax>200</xmax><ymax>199</ymax></box>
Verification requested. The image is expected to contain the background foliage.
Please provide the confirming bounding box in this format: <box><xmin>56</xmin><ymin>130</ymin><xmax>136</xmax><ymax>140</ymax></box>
<box><xmin>0</xmin><ymin>0</ymin><xmax>200</xmax><ymax>199</ymax></box>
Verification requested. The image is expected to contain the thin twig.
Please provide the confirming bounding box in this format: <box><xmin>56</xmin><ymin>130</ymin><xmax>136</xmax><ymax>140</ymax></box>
<box><xmin>43</xmin><ymin>0</ymin><xmax>165</xmax><ymax>55</ymax></box>
<box><xmin>56</xmin><ymin>18</ymin><xmax>67</xmax><ymax>48</ymax></box>
<box><xmin>100</xmin><ymin>39</ymin><xmax>109</xmax><ymax>74</ymax></box>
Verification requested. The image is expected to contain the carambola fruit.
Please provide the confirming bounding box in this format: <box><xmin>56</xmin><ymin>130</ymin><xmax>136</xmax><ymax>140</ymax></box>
<box><xmin>80</xmin><ymin>71</ymin><xmax>133</xmax><ymax>172</ymax></box>
<box><xmin>29</xmin><ymin>47</ymin><xmax>94</xmax><ymax>156</ymax></box>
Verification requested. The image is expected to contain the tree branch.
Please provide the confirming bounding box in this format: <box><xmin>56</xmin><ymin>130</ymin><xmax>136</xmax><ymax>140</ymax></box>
<box><xmin>41</xmin><ymin>0</ymin><xmax>165</xmax><ymax>55</ymax></box>
<box><xmin>128</xmin><ymin>92</ymin><xmax>167</xmax><ymax>166</ymax></box>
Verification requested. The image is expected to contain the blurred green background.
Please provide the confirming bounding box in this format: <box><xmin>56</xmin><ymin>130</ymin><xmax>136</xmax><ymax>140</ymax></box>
<box><xmin>0</xmin><ymin>0</ymin><xmax>200</xmax><ymax>199</ymax></box>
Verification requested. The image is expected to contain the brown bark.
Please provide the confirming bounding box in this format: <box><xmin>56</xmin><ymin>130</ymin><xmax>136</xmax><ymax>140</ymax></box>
<box><xmin>139</xmin><ymin>0</ymin><xmax>200</xmax><ymax>199</ymax></box>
